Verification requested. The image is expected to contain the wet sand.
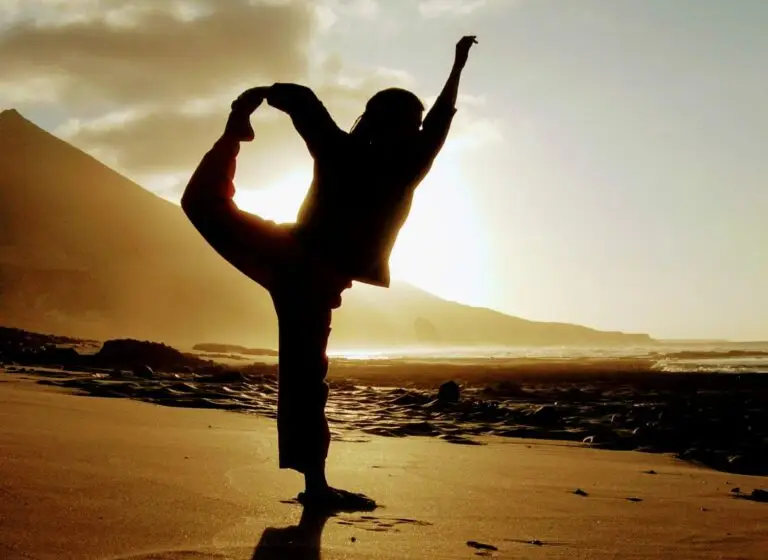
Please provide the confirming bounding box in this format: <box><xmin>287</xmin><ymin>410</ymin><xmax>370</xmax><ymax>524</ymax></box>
<box><xmin>1</xmin><ymin>373</ymin><xmax>766</xmax><ymax>559</ymax></box>
<box><xmin>2</xmin><ymin>327</ymin><xmax>767</xmax><ymax>476</ymax></box>
<box><xmin>8</xmin><ymin>360</ymin><xmax>766</xmax><ymax>476</ymax></box>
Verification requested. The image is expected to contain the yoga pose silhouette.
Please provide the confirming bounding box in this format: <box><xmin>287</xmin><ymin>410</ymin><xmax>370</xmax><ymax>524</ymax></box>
<box><xmin>182</xmin><ymin>36</ymin><xmax>477</xmax><ymax>511</ymax></box>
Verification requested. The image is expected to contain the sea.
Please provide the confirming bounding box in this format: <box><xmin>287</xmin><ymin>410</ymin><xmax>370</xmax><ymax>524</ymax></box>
<box><xmin>327</xmin><ymin>342</ymin><xmax>768</xmax><ymax>373</ymax></box>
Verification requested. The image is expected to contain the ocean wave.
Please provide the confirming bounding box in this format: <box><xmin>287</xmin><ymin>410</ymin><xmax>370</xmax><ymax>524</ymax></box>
<box><xmin>659</xmin><ymin>349</ymin><xmax>768</xmax><ymax>360</ymax></box>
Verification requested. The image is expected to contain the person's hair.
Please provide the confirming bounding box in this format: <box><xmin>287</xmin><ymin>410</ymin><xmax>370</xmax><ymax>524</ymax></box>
<box><xmin>350</xmin><ymin>88</ymin><xmax>425</xmax><ymax>141</ymax></box>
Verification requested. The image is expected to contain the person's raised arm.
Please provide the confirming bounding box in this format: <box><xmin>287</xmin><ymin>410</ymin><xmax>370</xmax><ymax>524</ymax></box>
<box><xmin>421</xmin><ymin>36</ymin><xmax>478</xmax><ymax>156</ymax></box>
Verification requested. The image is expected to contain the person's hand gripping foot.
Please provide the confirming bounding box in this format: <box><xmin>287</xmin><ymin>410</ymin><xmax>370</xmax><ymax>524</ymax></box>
<box><xmin>226</xmin><ymin>86</ymin><xmax>270</xmax><ymax>142</ymax></box>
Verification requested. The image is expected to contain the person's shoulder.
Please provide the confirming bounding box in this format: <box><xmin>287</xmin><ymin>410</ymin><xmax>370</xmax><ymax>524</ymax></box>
<box><xmin>314</xmin><ymin>129</ymin><xmax>350</xmax><ymax>162</ymax></box>
<box><xmin>332</xmin><ymin>129</ymin><xmax>351</xmax><ymax>146</ymax></box>
<box><xmin>415</xmin><ymin>130</ymin><xmax>439</xmax><ymax>155</ymax></box>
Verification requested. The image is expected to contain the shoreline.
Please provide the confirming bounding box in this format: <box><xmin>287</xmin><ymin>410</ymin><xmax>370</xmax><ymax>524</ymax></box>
<box><xmin>5</xmin><ymin>361</ymin><xmax>768</xmax><ymax>477</ymax></box>
<box><xmin>2</xmin><ymin>326</ymin><xmax>767</xmax><ymax>478</ymax></box>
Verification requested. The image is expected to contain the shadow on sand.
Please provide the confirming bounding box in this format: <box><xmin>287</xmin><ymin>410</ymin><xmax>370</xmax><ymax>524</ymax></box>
<box><xmin>251</xmin><ymin>506</ymin><xmax>332</xmax><ymax>559</ymax></box>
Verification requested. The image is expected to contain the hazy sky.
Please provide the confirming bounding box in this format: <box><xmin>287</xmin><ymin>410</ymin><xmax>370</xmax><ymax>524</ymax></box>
<box><xmin>1</xmin><ymin>0</ymin><xmax>766</xmax><ymax>340</ymax></box>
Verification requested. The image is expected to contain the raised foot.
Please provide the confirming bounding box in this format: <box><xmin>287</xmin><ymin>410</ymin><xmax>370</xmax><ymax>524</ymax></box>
<box><xmin>297</xmin><ymin>487</ymin><xmax>378</xmax><ymax>513</ymax></box>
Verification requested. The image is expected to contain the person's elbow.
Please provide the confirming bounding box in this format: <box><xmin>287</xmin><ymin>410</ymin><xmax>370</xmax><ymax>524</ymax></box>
<box><xmin>180</xmin><ymin>183</ymin><xmax>204</xmax><ymax>222</ymax></box>
<box><xmin>180</xmin><ymin>181</ymin><xmax>194</xmax><ymax>212</ymax></box>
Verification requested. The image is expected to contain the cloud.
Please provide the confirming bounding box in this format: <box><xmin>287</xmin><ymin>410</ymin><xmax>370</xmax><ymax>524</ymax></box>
<box><xmin>313</xmin><ymin>0</ymin><xmax>380</xmax><ymax>31</ymax></box>
<box><xmin>65</xmin><ymin>107</ymin><xmax>317</xmax><ymax>193</ymax></box>
<box><xmin>311</xmin><ymin>0</ymin><xmax>399</xmax><ymax>40</ymax></box>
<box><xmin>55</xmin><ymin>64</ymin><xmax>420</xmax><ymax>190</ymax></box>
<box><xmin>1</xmin><ymin>0</ymin><xmax>238</xmax><ymax>27</ymax></box>
<box><xmin>346</xmin><ymin>0</ymin><xmax>380</xmax><ymax>20</ymax></box>
<box><xmin>2</xmin><ymin>0</ymin><xmax>499</xmax><ymax>194</ymax></box>
<box><xmin>418</xmin><ymin>0</ymin><xmax>488</xmax><ymax>18</ymax></box>
<box><xmin>55</xmin><ymin>62</ymin><xmax>497</xmax><ymax>192</ymax></box>
<box><xmin>0</xmin><ymin>0</ymin><xmax>319</xmax><ymax>185</ymax></box>
<box><xmin>0</xmin><ymin>0</ymin><xmax>313</xmax><ymax>108</ymax></box>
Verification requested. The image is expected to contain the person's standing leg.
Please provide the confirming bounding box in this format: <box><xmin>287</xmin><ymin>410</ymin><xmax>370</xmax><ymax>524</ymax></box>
<box><xmin>271</xmin><ymin>268</ymin><xmax>376</xmax><ymax>512</ymax></box>
<box><xmin>272</xmin><ymin>284</ymin><xmax>332</xmax><ymax>476</ymax></box>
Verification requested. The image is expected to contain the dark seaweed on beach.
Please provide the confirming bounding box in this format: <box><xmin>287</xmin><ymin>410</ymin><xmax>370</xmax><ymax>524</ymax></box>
<box><xmin>3</xmin><ymin>326</ymin><xmax>768</xmax><ymax>477</ymax></box>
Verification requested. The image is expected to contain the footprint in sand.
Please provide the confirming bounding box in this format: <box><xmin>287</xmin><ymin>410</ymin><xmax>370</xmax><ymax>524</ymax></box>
<box><xmin>335</xmin><ymin>515</ymin><xmax>432</xmax><ymax>533</ymax></box>
<box><xmin>331</xmin><ymin>435</ymin><xmax>371</xmax><ymax>443</ymax></box>
<box><xmin>466</xmin><ymin>540</ymin><xmax>499</xmax><ymax>557</ymax></box>
<box><xmin>506</xmin><ymin>538</ymin><xmax>566</xmax><ymax>548</ymax></box>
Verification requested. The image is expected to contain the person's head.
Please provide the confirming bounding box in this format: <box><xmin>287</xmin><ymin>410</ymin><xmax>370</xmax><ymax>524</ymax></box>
<box><xmin>350</xmin><ymin>88</ymin><xmax>424</xmax><ymax>143</ymax></box>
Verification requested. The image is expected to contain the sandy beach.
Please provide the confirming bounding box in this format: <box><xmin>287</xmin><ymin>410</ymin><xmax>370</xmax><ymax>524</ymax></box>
<box><xmin>1</xmin><ymin>371</ymin><xmax>766</xmax><ymax>560</ymax></box>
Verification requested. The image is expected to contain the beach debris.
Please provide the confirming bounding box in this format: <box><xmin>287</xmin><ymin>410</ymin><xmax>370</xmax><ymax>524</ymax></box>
<box><xmin>731</xmin><ymin>488</ymin><xmax>768</xmax><ymax>503</ymax></box>
<box><xmin>390</xmin><ymin>392</ymin><xmax>430</xmax><ymax>406</ymax></box>
<box><xmin>97</xmin><ymin>338</ymin><xmax>200</xmax><ymax>371</ymax></box>
<box><xmin>197</xmin><ymin>370</ymin><xmax>245</xmax><ymax>384</ymax></box>
<box><xmin>440</xmin><ymin>434</ymin><xmax>485</xmax><ymax>445</ymax></box>
<box><xmin>626</xmin><ymin>497</ymin><xmax>643</xmax><ymax>502</ymax></box>
<box><xmin>727</xmin><ymin>454</ymin><xmax>746</xmax><ymax>469</ymax></box>
<box><xmin>350</xmin><ymin>536</ymin><xmax>357</xmax><ymax>543</ymax></box>
<box><xmin>133</xmin><ymin>364</ymin><xmax>154</xmax><ymax>379</ymax></box>
<box><xmin>481</xmin><ymin>380</ymin><xmax>526</xmax><ymax>397</ymax></box>
<box><xmin>573</xmin><ymin>488</ymin><xmax>589</xmax><ymax>497</ymax></box>
<box><xmin>438</xmin><ymin>380</ymin><xmax>460</xmax><ymax>403</ymax></box>
<box><xmin>530</xmin><ymin>404</ymin><xmax>559</xmax><ymax>425</ymax></box>
<box><xmin>528</xmin><ymin>539</ymin><xmax>544</xmax><ymax>546</ymax></box>
<box><xmin>467</xmin><ymin>540</ymin><xmax>498</xmax><ymax>551</ymax></box>
<box><xmin>643</xmin><ymin>470</ymin><xmax>657</xmax><ymax>475</ymax></box>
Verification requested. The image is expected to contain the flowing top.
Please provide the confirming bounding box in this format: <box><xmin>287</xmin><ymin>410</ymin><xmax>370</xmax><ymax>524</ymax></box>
<box><xmin>268</xmin><ymin>83</ymin><xmax>456</xmax><ymax>287</ymax></box>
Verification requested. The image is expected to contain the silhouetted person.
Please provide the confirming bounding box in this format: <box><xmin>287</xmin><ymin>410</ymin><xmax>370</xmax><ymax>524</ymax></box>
<box><xmin>181</xmin><ymin>36</ymin><xmax>478</xmax><ymax>511</ymax></box>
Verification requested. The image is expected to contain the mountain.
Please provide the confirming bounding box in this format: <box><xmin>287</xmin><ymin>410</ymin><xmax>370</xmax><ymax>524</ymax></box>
<box><xmin>0</xmin><ymin>109</ymin><xmax>654</xmax><ymax>349</ymax></box>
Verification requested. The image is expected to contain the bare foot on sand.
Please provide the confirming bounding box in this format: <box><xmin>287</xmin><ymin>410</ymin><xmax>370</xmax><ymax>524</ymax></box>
<box><xmin>297</xmin><ymin>488</ymin><xmax>378</xmax><ymax>512</ymax></box>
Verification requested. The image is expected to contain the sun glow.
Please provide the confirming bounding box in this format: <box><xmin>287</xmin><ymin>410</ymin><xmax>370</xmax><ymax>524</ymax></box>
<box><xmin>233</xmin><ymin>169</ymin><xmax>312</xmax><ymax>224</ymax></box>
<box><xmin>388</xmin><ymin>158</ymin><xmax>492</xmax><ymax>306</ymax></box>
<box><xmin>233</xmin><ymin>158</ymin><xmax>492</xmax><ymax>307</ymax></box>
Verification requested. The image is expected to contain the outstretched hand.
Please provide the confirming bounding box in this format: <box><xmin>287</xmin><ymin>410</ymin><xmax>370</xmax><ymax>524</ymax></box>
<box><xmin>226</xmin><ymin>86</ymin><xmax>270</xmax><ymax>142</ymax></box>
<box><xmin>455</xmin><ymin>35</ymin><xmax>478</xmax><ymax>69</ymax></box>
<box><xmin>231</xmin><ymin>86</ymin><xmax>270</xmax><ymax>114</ymax></box>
